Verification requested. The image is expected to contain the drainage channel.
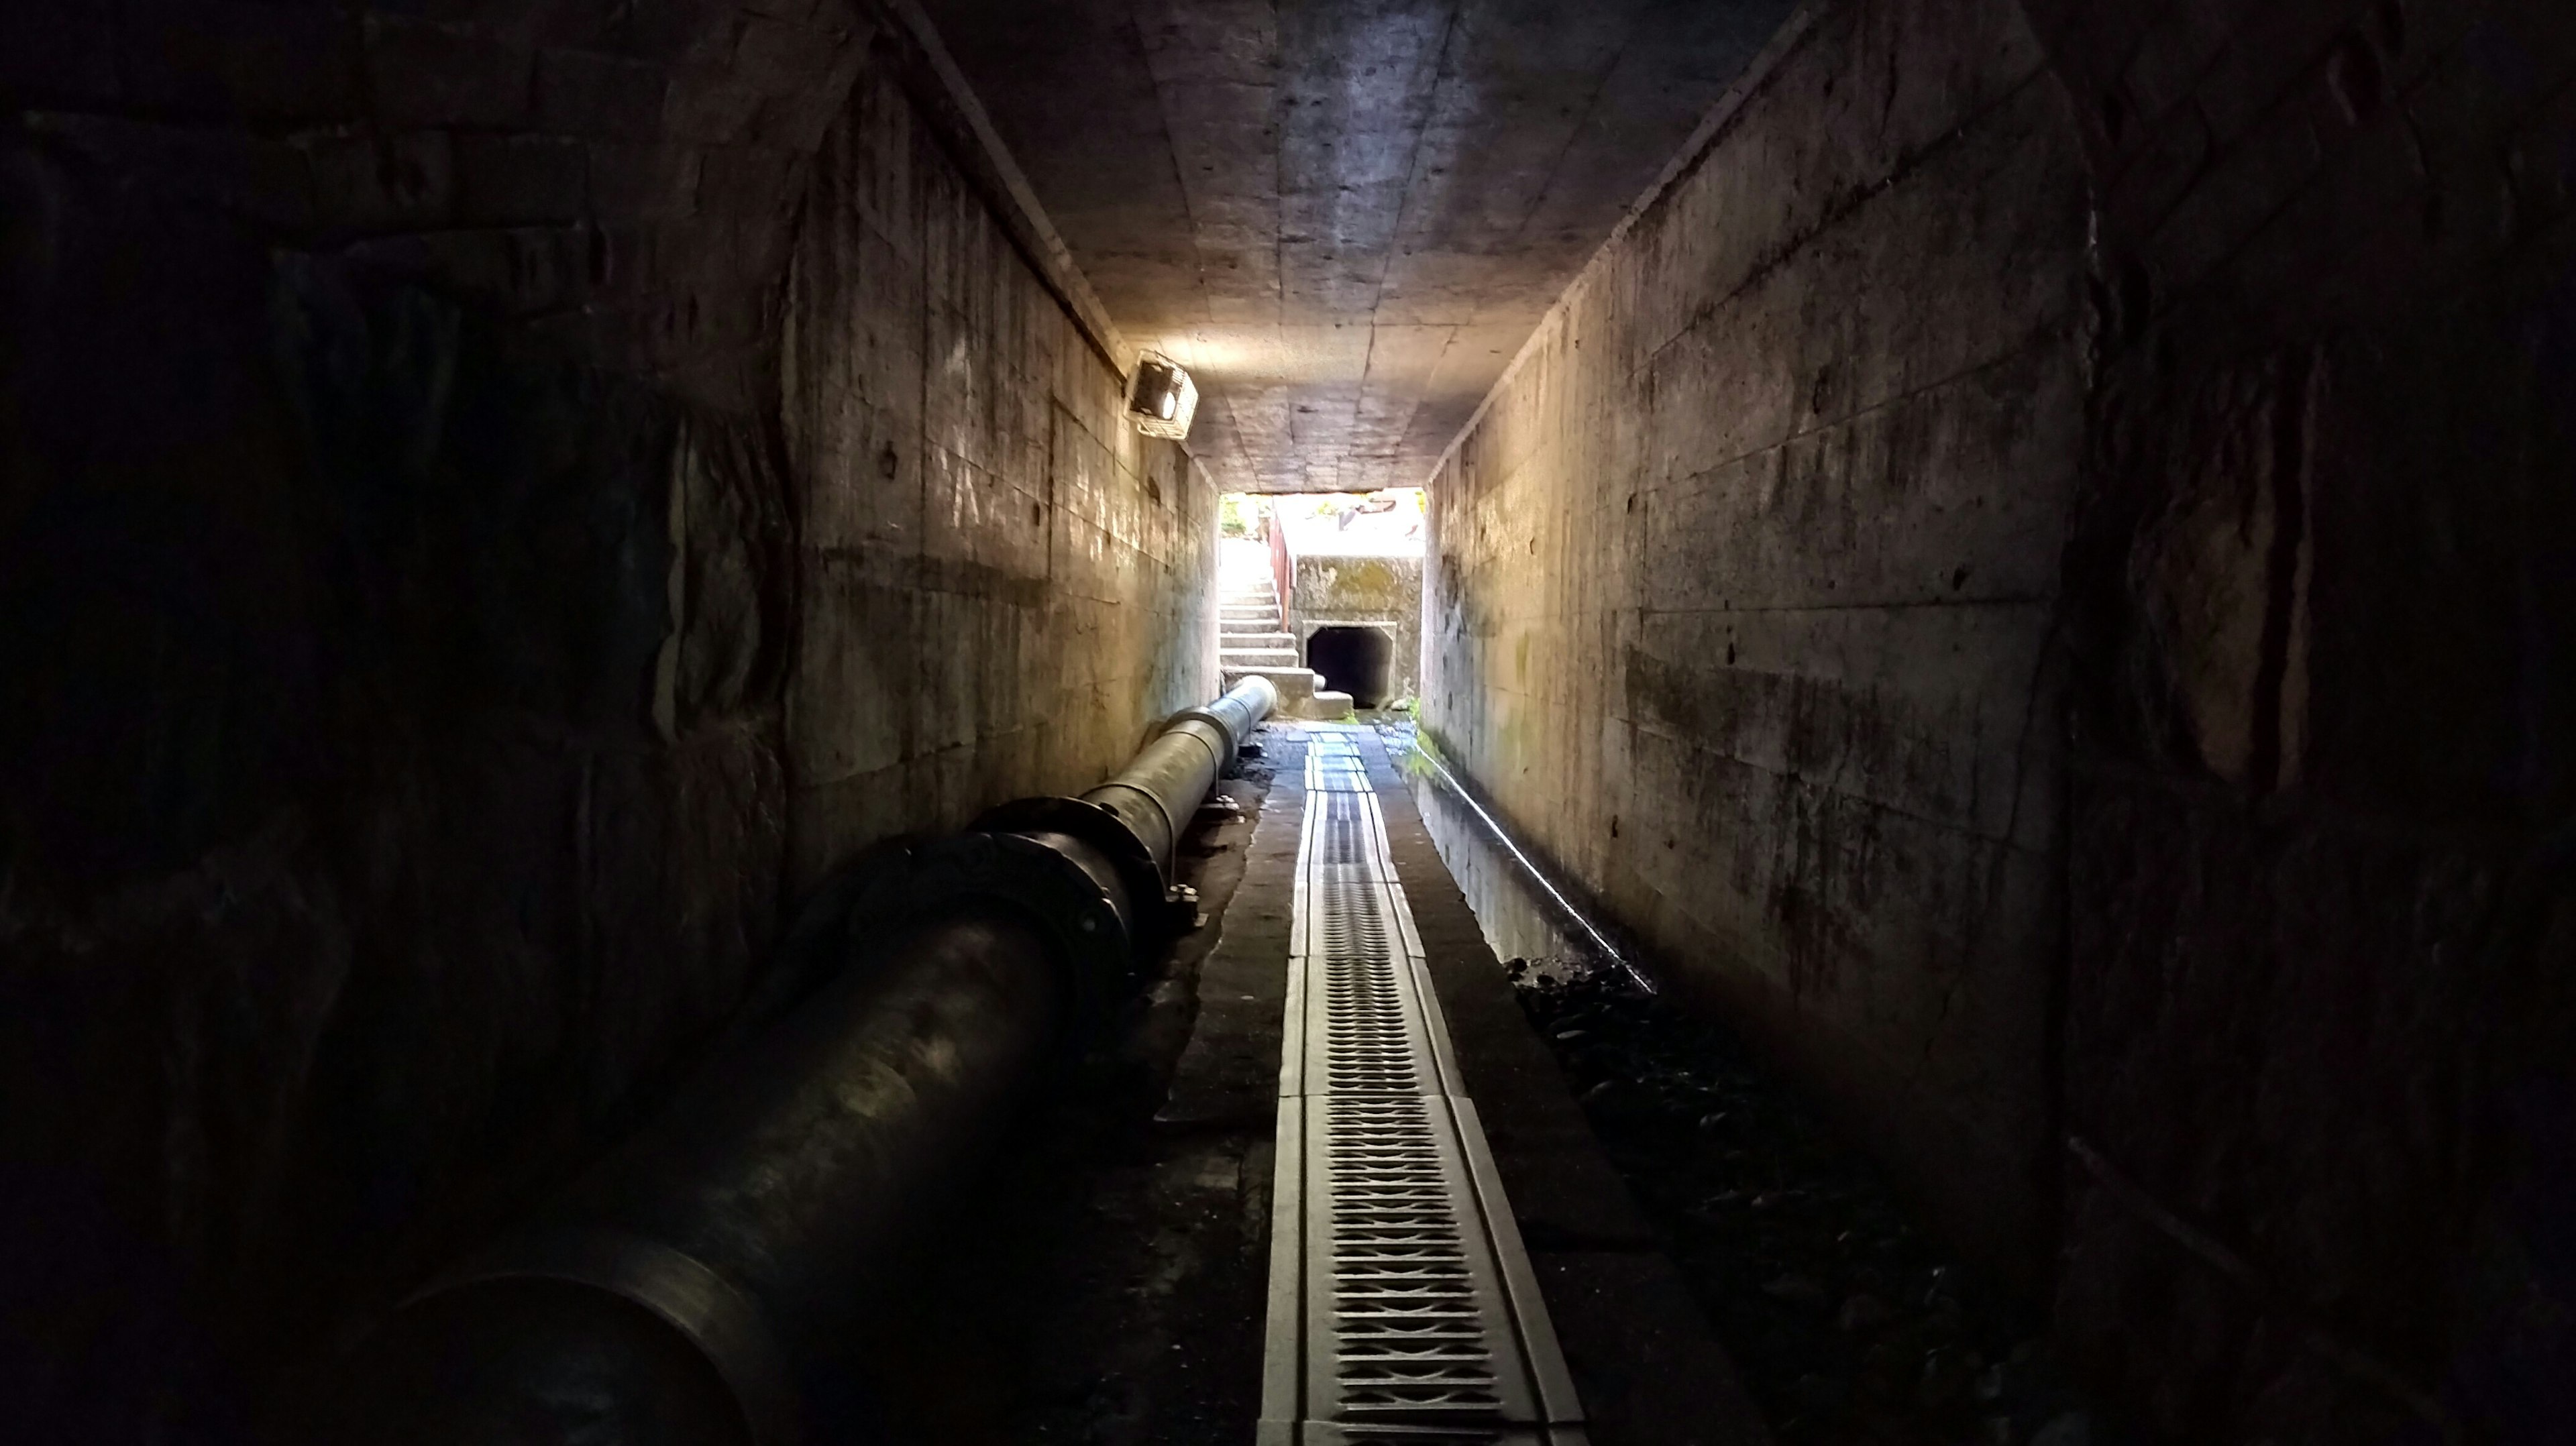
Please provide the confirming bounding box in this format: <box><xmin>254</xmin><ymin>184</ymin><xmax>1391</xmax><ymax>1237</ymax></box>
<box><xmin>1258</xmin><ymin>724</ymin><xmax>1585</xmax><ymax>1446</ymax></box>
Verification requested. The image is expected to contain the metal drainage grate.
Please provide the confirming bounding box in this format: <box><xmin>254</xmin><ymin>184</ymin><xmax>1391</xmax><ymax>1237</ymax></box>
<box><xmin>1260</xmin><ymin>727</ymin><xmax>1584</xmax><ymax>1446</ymax></box>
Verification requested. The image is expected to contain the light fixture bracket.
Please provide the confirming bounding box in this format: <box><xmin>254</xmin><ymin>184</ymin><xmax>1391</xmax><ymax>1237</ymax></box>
<box><xmin>1125</xmin><ymin>351</ymin><xmax>1198</xmax><ymax>440</ymax></box>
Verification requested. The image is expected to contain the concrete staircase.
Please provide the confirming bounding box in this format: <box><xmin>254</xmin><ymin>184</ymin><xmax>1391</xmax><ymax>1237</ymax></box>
<box><xmin>1219</xmin><ymin>549</ymin><xmax>1352</xmax><ymax>720</ymax></box>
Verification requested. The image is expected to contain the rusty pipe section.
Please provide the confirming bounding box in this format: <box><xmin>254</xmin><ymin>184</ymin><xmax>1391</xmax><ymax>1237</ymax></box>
<box><xmin>304</xmin><ymin>683</ymin><xmax>1271</xmax><ymax>1446</ymax></box>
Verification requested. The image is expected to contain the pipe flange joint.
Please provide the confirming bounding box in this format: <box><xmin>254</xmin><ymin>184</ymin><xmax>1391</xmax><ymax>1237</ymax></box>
<box><xmin>969</xmin><ymin>795</ymin><xmax>1169</xmax><ymax>942</ymax></box>
<box><xmin>842</xmin><ymin>828</ymin><xmax>1133</xmax><ymax>1027</ymax></box>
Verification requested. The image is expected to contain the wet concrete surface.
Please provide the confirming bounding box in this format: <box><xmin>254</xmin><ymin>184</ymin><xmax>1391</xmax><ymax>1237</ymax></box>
<box><xmin>1382</xmin><ymin>717</ymin><xmax>2129</xmax><ymax>1446</ymax></box>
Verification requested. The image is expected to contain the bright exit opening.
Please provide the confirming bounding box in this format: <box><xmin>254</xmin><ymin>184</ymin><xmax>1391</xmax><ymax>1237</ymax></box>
<box><xmin>1218</xmin><ymin>490</ymin><xmax>1425</xmax><ymax>715</ymax></box>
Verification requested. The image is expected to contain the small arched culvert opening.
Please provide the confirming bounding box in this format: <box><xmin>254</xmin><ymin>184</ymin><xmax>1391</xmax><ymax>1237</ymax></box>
<box><xmin>1305</xmin><ymin>625</ymin><xmax>1395</xmax><ymax>708</ymax></box>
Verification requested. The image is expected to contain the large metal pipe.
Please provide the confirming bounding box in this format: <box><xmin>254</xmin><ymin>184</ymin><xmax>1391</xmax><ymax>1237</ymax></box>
<box><xmin>309</xmin><ymin>911</ymin><xmax>1063</xmax><ymax>1446</ymax></box>
<box><xmin>303</xmin><ymin>681</ymin><xmax>1272</xmax><ymax>1445</ymax></box>
<box><xmin>1079</xmin><ymin>675</ymin><xmax>1277</xmax><ymax>875</ymax></box>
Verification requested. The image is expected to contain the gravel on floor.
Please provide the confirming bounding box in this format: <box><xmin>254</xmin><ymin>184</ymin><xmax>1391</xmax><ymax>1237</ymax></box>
<box><xmin>1509</xmin><ymin>959</ymin><xmax>2131</xmax><ymax>1446</ymax></box>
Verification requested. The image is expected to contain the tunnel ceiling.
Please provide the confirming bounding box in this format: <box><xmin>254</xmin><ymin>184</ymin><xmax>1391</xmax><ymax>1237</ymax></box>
<box><xmin>916</xmin><ymin>0</ymin><xmax>1793</xmax><ymax>493</ymax></box>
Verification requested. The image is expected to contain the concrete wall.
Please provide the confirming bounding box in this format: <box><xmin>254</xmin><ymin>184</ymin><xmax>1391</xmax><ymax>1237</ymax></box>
<box><xmin>0</xmin><ymin>5</ymin><xmax>1210</xmax><ymax>1435</ymax></box>
<box><xmin>1423</xmin><ymin>0</ymin><xmax>2090</xmax><ymax>1286</ymax></box>
<box><xmin>1425</xmin><ymin>0</ymin><xmax>2576</xmax><ymax>1439</ymax></box>
<box><xmin>1290</xmin><ymin>553</ymin><xmax>1424</xmax><ymax>704</ymax></box>
<box><xmin>2027</xmin><ymin>1</ymin><xmax>2576</xmax><ymax>1440</ymax></box>
<box><xmin>782</xmin><ymin>64</ymin><xmax>1216</xmax><ymax>884</ymax></box>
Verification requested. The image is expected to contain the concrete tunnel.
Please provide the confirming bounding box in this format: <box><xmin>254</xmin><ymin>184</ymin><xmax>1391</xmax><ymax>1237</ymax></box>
<box><xmin>1</xmin><ymin>1</ymin><xmax>2571</xmax><ymax>1443</ymax></box>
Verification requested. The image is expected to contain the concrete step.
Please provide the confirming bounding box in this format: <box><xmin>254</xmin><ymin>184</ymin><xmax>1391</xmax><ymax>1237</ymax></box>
<box><xmin>1301</xmin><ymin>689</ymin><xmax>1356</xmax><ymax>721</ymax></box>
<box><xmin>1221</xmin><ymin>648</ymin><xmax>1299</xmax><ymax>668</ymax></box>
<box><xmin>1220</xmin><ymin>617</ymin><xmax>1284</xmax><ymax>632</ymax></box>
<box><xmin>1222</xmin><ymin>664</ymin><xmax>1316</xmax><ymax>701</ymax></box>
<box><xmin>1220</xmin><ymin>630</ymin><xmax>1295</xmax><ymax>649</ymax></box>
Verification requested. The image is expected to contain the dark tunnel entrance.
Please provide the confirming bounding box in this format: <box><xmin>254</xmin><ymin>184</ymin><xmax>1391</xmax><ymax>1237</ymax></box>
<box><xmin>1306</xmin><ymin>626</ymin><xmax>1394</xmax><ymax>708</ymax></box>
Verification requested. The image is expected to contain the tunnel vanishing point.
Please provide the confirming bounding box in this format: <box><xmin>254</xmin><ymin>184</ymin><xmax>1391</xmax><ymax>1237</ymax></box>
<box><xmin>1</xmin><ymin>1</ymin><xmax>2571</xmax><ymax>1443</ymax></box>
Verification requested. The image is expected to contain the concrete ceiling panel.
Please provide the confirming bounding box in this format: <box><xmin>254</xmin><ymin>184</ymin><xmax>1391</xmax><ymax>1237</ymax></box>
<box><xmin>920</xmin><ymin>0</ymin><xmax>1795</xmax><ymax>491</ymax></box>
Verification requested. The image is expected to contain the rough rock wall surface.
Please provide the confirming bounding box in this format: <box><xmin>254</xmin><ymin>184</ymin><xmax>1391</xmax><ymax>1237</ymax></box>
<box><xmin>0</xmin><ymin>4</ymin><xmax>1211</xmax><ymax>1437</ymax></box>
<box><xmin>2026</xmin><ymin>0</ymin><xmax>2576</xmax><ymax>1441</ymax></box>
<box><xmin>1421</xmin><ymin>0</ymin><xmax>2091</xmax><ymax>1287</ymax></box>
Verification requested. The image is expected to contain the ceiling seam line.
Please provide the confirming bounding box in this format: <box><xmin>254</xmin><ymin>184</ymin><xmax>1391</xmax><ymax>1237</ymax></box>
<box><xmin>1346</xmin><ymin>1</ymin><xmax>1465</xmax><ymax>494</ymax></box>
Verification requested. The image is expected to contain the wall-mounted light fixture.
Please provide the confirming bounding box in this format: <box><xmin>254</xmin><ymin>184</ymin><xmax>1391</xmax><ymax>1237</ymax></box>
<box><xmin>1126</xmin><ymin>351</ymin><xmax>1197</xmax><ymax>440</ymax></box>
